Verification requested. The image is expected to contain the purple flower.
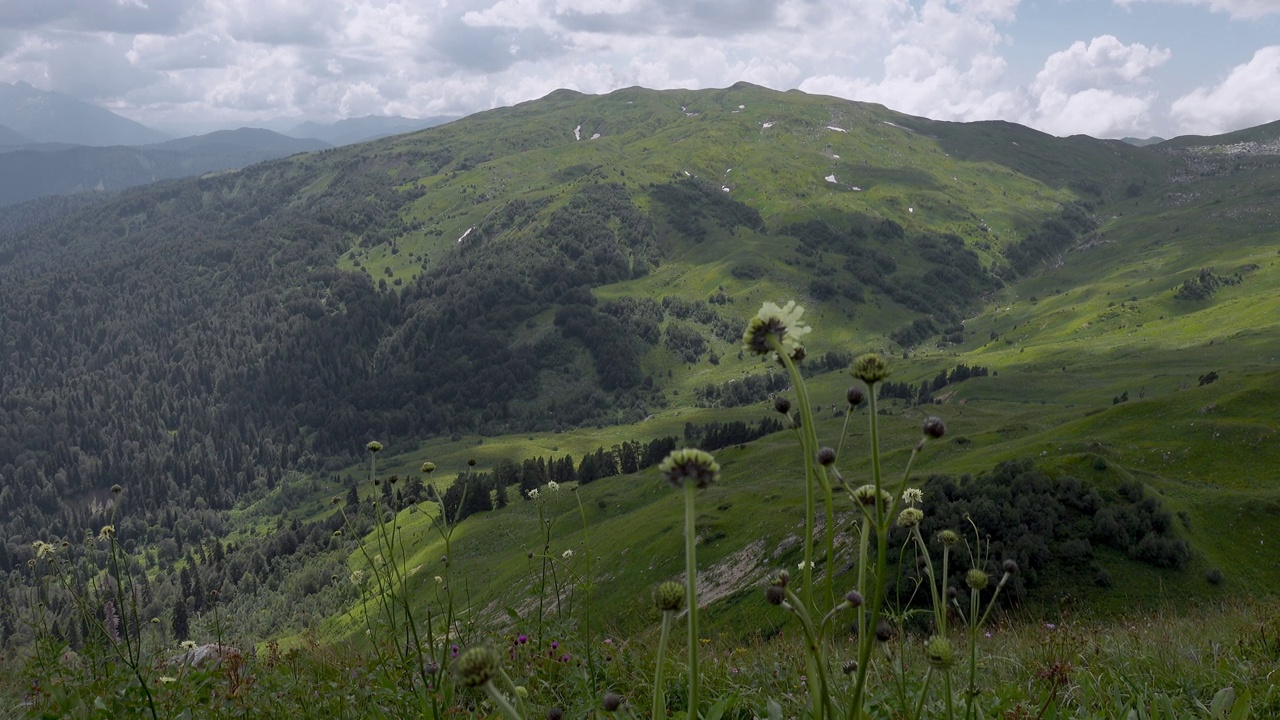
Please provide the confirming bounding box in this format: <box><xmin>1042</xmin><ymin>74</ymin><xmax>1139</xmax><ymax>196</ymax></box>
<box><xmin>517</xmin><ymin>634</ymin><xmax>528</xmax><ymax>645</ymax></box>
<box><xmin>551</xmin><ymin>640</ymin><xmax>559</xmax><ymax>650</ymax></box>
<box><xmin>450</xmin><ymin>644</ymin><xmax>459</xmax><ymax>658</ymax></box>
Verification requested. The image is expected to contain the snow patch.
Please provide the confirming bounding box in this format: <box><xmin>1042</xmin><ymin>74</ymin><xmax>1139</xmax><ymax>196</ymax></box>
<box><xmin>457</xmin><ymin>227</ymin><xmax>474</xmax><ymax>244</ymax></box>
<box><xmin>574</xmin><ymin>125</ymin><xmax>581</xmax><ymax>141</ymax></box>
<box><xmin>738</xmin><ymin>104</ymin><xmax>745</xmax><ymax>109</ymax></box>
<box><xmin>851</xmin><ymin>186</ymin><xmax>862</xmax><ymax>191</ymax></box>
<box><xmin>683</xmin><ymin>170</ymin><xmax>691</xmax><ymax>177</ymax></box>
<box><xmin>826</xmin><ymin>126</ymin><xmax>846</xmax><ymax>132</ymax></box>
<box><xmin>832</xmin><ymin>154</ymin><xmax>840</xmax><ymax>159</ymax></box>
<box><xmin>721</xmin><ymin>187</ymin><xmax>731</xmax><ymax>192</ymax></box>
<box><xmin>761</xmin><ymin>121</ymin><xmax>774</xmax><ymax>129</ymax></box>
<box><xmin>908</xmin><ymin>208</ymin><xmax>914</xmax><ymax>213</ymax></box>
<box><xmin>824</xmin><ymin>174</ymin><xmax>837</xmax><ymax>183</ymax></box>
<box><xmin>590</xmin><ymin>132</ymin><xmax>601</xmax><ymax>140</ymax></box>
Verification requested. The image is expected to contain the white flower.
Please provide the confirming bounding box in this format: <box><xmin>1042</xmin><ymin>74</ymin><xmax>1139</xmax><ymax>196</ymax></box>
<box><xmin>562</xmin><ymin>549</ymin><xmax>574</xmax><ymax>559</ymax></box>
<box><xmin>743</xmin><ymin>301</ymin><xmax>812</xmax><ymax>360</ymax></box>
<box><xmin>528</xmin><ymin>488</ymin><xmax>540</xmax><ymax>500</ymax></box>
<box><xmin>797</xmin><ymin>560</ymin><xmax>812</xmax><ymax>570</ymax></box>
<box><xmin>547</xmin><ymin>481</ymin><xmax>560</xmax><ymax>491</ymax></box>
<box><xmin>433</xmin><ymin>575</ymin><xmax>444</xmax><ymax>584</ymax></box>
<box><xmin>902</xmin><ymin>488</ymin><xmax>924</xmax><ymax>506</ymax></box>
<box><xmin>179</xmin><ymin>640</ymin><xmax>197</xmax><ymax>651</ymax></box>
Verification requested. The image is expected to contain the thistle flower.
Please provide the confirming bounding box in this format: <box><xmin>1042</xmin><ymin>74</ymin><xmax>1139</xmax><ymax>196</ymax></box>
<box><xmin>654</xmin><ymin>581</ymin><xmax>685</xmax><ymax>612</ymax></box>
<box><xmin>602</xmin><ymin>692</ymin><xmax>624</xmax><ymax>712</ymax></box>
<box><xmin>774</xmin><ymin>396</ymin><xmax>792</xmax><ymax>415</ymax></box>
<box><xmin>846</xmin><ymin>386</ymin><xmax>865</xmax><ymax>406</ymax></box>
<box><xmin>742</xmin><ymin>301</ymin><xmax>811</xmax><ymax>360</ymax></box>
<box><xmin>816</xmin><ymin>447</ymin><xmax>837</xmax><ymax>466</ymax></box>
<box><xmin>765</xmin><ymin>585</ymin><xmax>786</xmax><ymax>605</ymax></box>
<box><xmin>366</xmin><ymin>441</ymin><xmax>383</xmax><ymax>453</ymax></box>
<box><xmin>658</xmin><ymin>448</ymin><xmax>720</xmax><ymax>489</ymax></box>
<box><xmin>851</xmin><ymin>484</ymin><xmax>893</xmax><ymax>508</ymax></box>
<box><xmin>925</xmin><ymin>635</ymin><xmax>955</xmax><ymax>670</ymax></box>
<box><xmin>896</xmin><ymin>507</ymin><xmax>924</xmax><ymax>528</ymax></box>
<box><xmin>454</xmin><ymin>646</ymin><xmax>499</xmax><ymax>688</ymax></box>
<box><xmin>851</xmin><ymin>353</ymin><xmax>891</xmax><ymax>384</ymax></box>
<box><xmin>966</xmin><ymin>568</ymin><xmax>989</xmax><ymax>590</ymax></box>
<box><xmin>902</xmin><ymin>487</ymin><xmax>924</xmax><ymax>506</ymax></box>
<box><xmin>937</xmin><ymin>529</ymin><xmax>960</xmax><ymax>547</ymax></box>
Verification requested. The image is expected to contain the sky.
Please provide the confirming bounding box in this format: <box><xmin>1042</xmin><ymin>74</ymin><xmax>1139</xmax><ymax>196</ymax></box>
<box><xmin>0</xmin><ymin>0</ymin><xmax>1277</xmax><ymax>140</ymax></box>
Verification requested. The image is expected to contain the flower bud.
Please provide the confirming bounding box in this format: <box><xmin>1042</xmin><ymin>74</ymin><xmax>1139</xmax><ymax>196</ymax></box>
<box><xmin>421</xmin><ymin>462</ymin><xmax>436</xmax><ymax>474</ymax></box>
<box><xmin>654</xmin><ymin>581</ymin><xmax>685</xmax><ymax>613</ymax></box>
<box><xmin>1003</xmin><ymin>559</ymin><xmax>1019</xmax><ymax>575</ymax></box>
<box><xmin>765</xmin><ymin>585</ymin><xmax>786</xmax><ymax>606</ymax></box>
<box><xmin>846</xmin><ymin>386</ymin><xmax>865</xmax><ymax>407</ymax></box>
<box><xmin>875</xmin><ymin>620</ymin><xmax>894</xmax><ymax>642</ymax></box>
<box><xmin>774</xmin><ymin>396</ymin><xmax>792</xmax><ymax>415</ymax></box>
<box><xmin>896</xmin><ymin>507</ymin><xmax>924</xmax><ymax>528</ymax></box>
<box><xmin>367</xmin><ymin>441</ymin><xmax>383</xmax><ymax>453</ymax></box>
<box><xmin>817</xmin><ymin>447</ymin><xmax>837</xmax><ymax>466</ymax></box>
<box><xmin>937</xmin><ymin>529</ymin><xmax>960</xmax><ymax>547</ymax></box>
<box><xmin>851</xmin><ymin>353</ymin><xmax>891</xmax><ymax>384</ymax></box>
<box><xmin>602</xmin><ymin>692</ymin><xmax>623</xmax><ymax>712</ymax></box>
<box><xmin>966</xmin><ymin>568</ymin><xmax>989</xmax><ymax>590</ymax></box>
<box><xmin>922</xmin><ymin>416</ymin><xmax>946</xmax><ymax>439</ymax></box>
<box><xmin>844</xmin><ymin>590</ymin><xmax>863</xmax><ymax>607</ymax></box>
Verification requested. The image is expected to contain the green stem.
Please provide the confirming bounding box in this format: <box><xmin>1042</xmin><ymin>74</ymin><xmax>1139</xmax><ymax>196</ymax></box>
<box><xmin>783</xmin><ymin>588</ymin><xmax>834</xmax><ymax>720</ymax></box>
<box><xmin>482</xmin><ymin>680</ymin><xmax>523</xmax><ymax>720</ymax></box>
<box><xmin>774</xmin><ymin>339</ymin><xmax>827</xmax><ymax>610</ymax></box>
<box><xmin>684</xmin><ymin>481</ymin><xmax>701</xmax><ymax>719</ymax></box>
<box><xmin>653</xmin><ymin>611</ymin><xmax>673</xmax><ymax>720</ymax></box>
<box><xmin>575</xmin><ymin>490</ymin><xmax>597</xmax><ymax>694</ymax></box>
<box><xmin>911</xmin><ymin>668</ymin><xmax>933</xmax><ymax>720</ymax></box>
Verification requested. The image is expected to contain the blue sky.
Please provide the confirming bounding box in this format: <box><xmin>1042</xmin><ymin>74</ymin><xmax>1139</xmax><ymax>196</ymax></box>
<box><xmin>0</xmin><ymin>0</ymin><xmax>1276</xmax><ymax>139</ymax></box>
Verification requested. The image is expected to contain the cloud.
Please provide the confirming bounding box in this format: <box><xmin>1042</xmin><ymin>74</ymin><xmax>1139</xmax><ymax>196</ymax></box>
<box><xmin>1113</xmin><ymin>0</ymin><xmax>1280</xmax><ymax>20</ymax></box>
<box><xmin>1170</xmin><ymin>46</ymin><xmax>1280</xmax><ymax>135</ymax></box>
<box><xmin>0</xmin><ymin>0</ymin><xmax>193</xmax><ymax>34</ymax></box>
<box><xmin>1027</xmin><ymin>35</ymin><xmax>1170</xmax><ymax>137</ymax></box>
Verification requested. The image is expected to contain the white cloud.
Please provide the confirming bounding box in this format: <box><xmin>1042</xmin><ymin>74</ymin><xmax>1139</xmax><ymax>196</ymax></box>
<box><xmin>1026</xmin><ymin>36</ymin><xmax>1170</xmax><ymax>137</ymax></box>
<box><xmin>1170</xmin><ymin>46</ymin><xmax>1280</xmax><ymax>135</ymax></box>
<box><xmin>1113</xmin><ymin>0</ymin><xmax>1280</xmax><ymax>20</ymax></box>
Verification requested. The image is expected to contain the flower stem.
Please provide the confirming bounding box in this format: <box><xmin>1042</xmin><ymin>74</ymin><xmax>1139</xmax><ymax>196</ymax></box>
<box><xmin>684</xmin><ymin>480</ymin><xmax>700</xmax><ymax>718</ymax></box>
<box><xmin>653</xmin><ymin>610</ymin><xmax>673</xmax><ymax>720</ymax></box>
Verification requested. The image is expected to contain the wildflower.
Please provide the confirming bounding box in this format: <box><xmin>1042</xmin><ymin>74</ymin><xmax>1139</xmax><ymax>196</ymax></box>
<box><xmin>659</xmin><ymin>448</ymin><xmax>720</xmax><ymax>489</ymax></box>
<box><xmin>562</xmin><ymin>549</ymin><xmax>574</xmax><ymax>559</ymax></box>
<box><xmin>159</xmin><ymin>676</ymin><xmax>177</xmax><ymax>684</ymax></box>
<box><xmin>771</xmin><ymin>570</ymin><xmax>791</xmax><ymax>587</ymax></box>
<box><xmin>1003</xmin><ymin>559</ymin><xmax>1019</xmax><ymax>575</ymax></box>
<box><xmin>742</xmin><ymin>301</ymin><xmax>811</xmax><ymax>360</ymax></box>
<box><xmin>896</xmin><ymin>507</ymin><xmax>924</xmax><ymax>528</ymax></box>
<box><xmin>32</xmin><ymin>540</ymin><xmax>56</xmax><ymax>559</ymax></box>
<box><xmin>433</xmin><ymin>575</ymin><xmax>443</xmax><ymax>584</ymax></box>
<box><xmin>925</xmin><ymin>635</ymin><xmax>955</xmax><ymax>670</ymax></box>
<box><xmin>421</xmin><ymin>462</ymin><xmax>435</xmax><ymax>473</ymax></box>
<box><xmin>902</xmin><ymin>487</ymin><xmax>924</xmax><ymax>506</ymax></box>
<box><xmin>517</xmin><ymin>634</ymin><xmax>528</xmax><ymax>644</ymax></box>
<box><xmin>366</xmin><ymin>441</ymin><xmax>383</xmax><ymax>453</ymax></box>
<box><xmin>797</xmin><ymin>560</ymin><xmax>813</xmax><ymax>571</ymax></box>
<box><xmin>454</xmin><ymin>646</ymin><xmax>499</xmax><ymax>688</ymax></box>
<box><xmin>330</xmin><ymin>495</ymin><xmax>341</xmax><ymax>505</ymax></box>
<box><xmin>937</xmin><ymin>529</ymin><xmax>960</xmax><ymax>547</ymax></box>
<box><xmin>180</xmin><ymin>640</ymin><xmax>197</xmax><ymax>651</ymax></box>
<box><xmin>875</xmin><ymin>620</ymin><xmax>894</xmax><ymax>642</ymax></box>
<box><xmin>111</xmin><ymin>484</ymin><xmax>123</xmax><ymax>494</ymax></box>
<box><xmin>845</xmin><ymin>590</ymin><xmax>864</xmax><ymax>607</ymax></box>
<box><xmin>774</xmin><ymin>396</ymin><xmax>792</xmax><ymax>415</ymax></box>
<box><xmin>547</xmin><ymin>481</ymin><xmax>560</xmax><ymax>491</ymax></box>
<box><xmin>851</xmin><ymin>353</ymin><xmax>891</xmax><ymax>384</ymax></box>
<box><xmin>528</xmin><ymin>488</ymin><xmax>540</xmax><ymax>500</ymax></box>
<box><xmin>602</xmin><ymin>692</ymin><xmax>623</xmax><ymax>712</ymax></box>
<box><xmin>765</xmin><ymin>585</ymin><xmax>786</xmax><ymax>605</ymax></box>
<box><xmin>654</xmin><ymin>581</ymin><xmax>685</xmax><ymax>613</ymax></box>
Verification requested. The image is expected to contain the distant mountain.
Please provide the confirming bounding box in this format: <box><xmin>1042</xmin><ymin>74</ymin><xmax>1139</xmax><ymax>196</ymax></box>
<box><xmin>287</xmin><ymin>115</ymin><xmax>455</xmax><ymax>146</ymax></box>
<box><xmin>1120</xmin><ymin>136</ymin><xmax>1166</xmax><ymax>147</ymax></box>
<box><xmin>0</xmin><ymin>127</ymin><xmax>329</xmax><ymax>206</ymax></box>
<box><xmin>0</xmin><ymin>122</ymin><xmax>32</xmax><ymax>146</ymax></box>
<box><xmin>0</xmin><ymin>81</ymin><xmax>170</xmax><ymax>146</ymax></box>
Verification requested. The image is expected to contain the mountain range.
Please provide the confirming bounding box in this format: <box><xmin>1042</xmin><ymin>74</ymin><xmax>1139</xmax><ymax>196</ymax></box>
<box><xmin>0</xmin><ymin>82</ymin><xmax>1276</xmax><ymax>638</ymax></box>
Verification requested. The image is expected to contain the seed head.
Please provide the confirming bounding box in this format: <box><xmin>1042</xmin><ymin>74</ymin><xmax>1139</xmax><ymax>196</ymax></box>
<box><xmin>773</xmin><ymin>396</ymin><xmax>792</xmax><ymax>415</ymax></box>
<box><xmin>467</xmin><ymin>458</ymin><xmax>477</xmax><ymax>467</ymax></box>
<box><xmin>937</xmin><ymin>529</ymin><xmax>960</xmax><ymax>547</ymax></box>
<box><xmin>851</xmin><ymin>353</ymin><xmax>891</xmax><ymax>384</ymax></box>
<box><xmin>771</xmin><ymin>569</ymin><xmax>791</xmax><ymax>587</ymax></box>
<box><xmin>421</xmin><ymin>462</ymin><xmax>436</xmax><ymax>474</ymax></box>
<box><xmin>1003</xmin><ymin>559</ymin><xmax>1019</xmax><ymax>575</ymax></box>
<box><xmin>966</xmin><ymin>568</ymin><xmax>989</xmax><ymax>590</ymax></box>
<box><xmin>925</xmin><ymin>635</ymin><xmax>955</xmax><ymax>670</ymax></box>
<box><xmin>742</xmin><ymin>301</ymin><xmax>812</xmax><ymax>361</ymax></box>
<box><xmin>841</xmin><ymin>388</ymin><xmax>863</xmax><ymax>411</ymax></box>
<box><xmin>111</xmin><ymin>484</ymin><xmax>123</xmax><ymax>495</ymax></box>
<box><xmin>654</xmin><ymin>581</ymin><xmax>685</xmax><ymax>613</ymax></box>
<box><xmin>922</xmin><ymin>416</ymin><xmax>946</xmax><ymax>439</ymax></box>
<box><xmin>817</xmin><ymin>447</ymin><xmax>837</xmax><ymax>466</ymax></box>
<box><xmin>875</xmin><ymin>620</ymin><xmax>894</xmax><ymax>642</ymax></box>
<box><xmin>896</xmin><ymin>507</ymin><xmax>924</xmax><ymax>528</ymax></box>
<box><xmin>546</xmin><ymin>709</ymin><xmax>564</xmax><ymax>720</ymax></box>
<box><xmin>845</xmin><ymin>590</ymin><xmax>864</xmax><ymax>607</ymax></box>
<box><xmin>330</xmin><ymin>495</ymin><xmax>341</xmax><ymax>505</ymax></box>
<box><xmin>454</xmin><ymin>646</ymin><xmax>499</xmax><ymax>688</ymax></box>
<box><xmin>765</xmin><ymin>585</ymin><xmax>786</xmax><ymax>606</ymax></box>
<box><xmin>366</xmin><ymin>441</ymin><xmax>383</xmax><ymax>453</ymax></box>
<box><xmin>842</xmin><ymin>659</ymin><xmax>859</xmax><ymax>675</ymax></box>
<box><xmin>658</xmin><ymin>448</ymin><xmax>720</xmax><ymax>489</ymax></box>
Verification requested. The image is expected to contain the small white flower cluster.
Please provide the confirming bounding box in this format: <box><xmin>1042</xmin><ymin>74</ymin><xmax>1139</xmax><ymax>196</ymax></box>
<box><xmin>902</xmin><ymin>488</ymin><xmax>924</xmax><ymax>506</ymax></box>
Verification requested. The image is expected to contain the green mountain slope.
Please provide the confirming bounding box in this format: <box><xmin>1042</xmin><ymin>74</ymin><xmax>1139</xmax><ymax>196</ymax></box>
<box><xmin>0</xmin><ymin>84</ymin><xmax>1277</xmax><ymax>644</ymax></box>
